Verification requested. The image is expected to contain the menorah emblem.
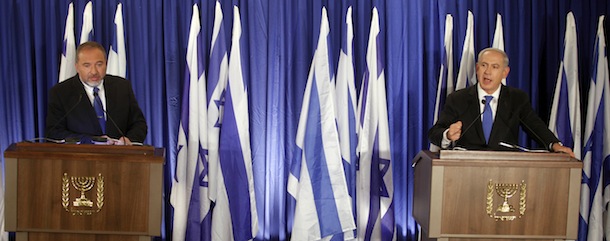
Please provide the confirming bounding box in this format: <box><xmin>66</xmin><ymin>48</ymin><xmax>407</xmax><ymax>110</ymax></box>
<box><xmin>71</xmin><ymin>176</ymin><xmax>95</xmax><ymax>207</ymax></box>
<box><xmin>486</xmin><ymin>180</ymin><xmax>526</xmax><ymax>221</ymax></box>
<box><xmin>62</xmin><ymin>173</ymin><xmax>105</xmax><ymax>215</ymax></box>
<box><xmin>495</xmin><ymin>183</ymin><xmax>518</xmax><ymax>213</ymax></box>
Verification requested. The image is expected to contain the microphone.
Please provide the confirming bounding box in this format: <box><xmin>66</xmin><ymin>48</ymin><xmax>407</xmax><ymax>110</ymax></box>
<box><xmin>25</xmin><ymin>137</ymin><xmax>66</xmax><ymax>144</ymax></box>
<box><xmin>451</xmin><ymin>99</ymin><xmax>487</xmax><ymax>149</ymax></box>
<box><xmin>93</xmin><ymin>91</ymin><xmax>127</xmax><ymax>145</ymax></box>
<box><xmin>499</xmin><ymin>141</ymin><xmax>548</xmax><ymax>153</ymax></box>
<box><xmin>45</xmin><ymin>93</ymin><xmax>84</xmax><ymax>142</ymax></box>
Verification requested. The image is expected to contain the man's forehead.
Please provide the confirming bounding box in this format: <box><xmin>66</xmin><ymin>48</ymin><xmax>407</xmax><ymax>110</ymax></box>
<box><xmin>479</xmin><ymin>54</ymin><xmax>503</xmax><ymax>64</ymax></box>
<box><xmin>77</xmin><ymin>50</ymin><xmax>106</xmax><ymax>63</ymax></box>
<box><xmin>479</xmin><ymin>60</ymin><xmax>502</xmax><ymax>65</ymax></box>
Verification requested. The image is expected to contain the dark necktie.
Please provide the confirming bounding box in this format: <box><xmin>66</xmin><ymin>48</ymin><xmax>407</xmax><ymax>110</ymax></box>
<box><xmin>482</xmin><ymin>95</ymin><xmax>493</xmax><ymax>143</ymax></box>
<box><xmin>93</xmin><ymin>87</ymin><xmax>106</xmax><ymax>134</ymax></box>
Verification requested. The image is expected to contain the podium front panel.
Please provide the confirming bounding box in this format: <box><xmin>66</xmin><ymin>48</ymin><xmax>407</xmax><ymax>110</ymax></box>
<box><xmin>440</xmin><ymin>165</ymin><xmax>570</xmax><ymax>236</ymax></box>
<box><xmin>4</xmin><ymin>143</ymin><xmax>164</xmax><ymax>237</ymax></box>
<box><xmin>413</xmin><ymin>150</ymin><xmax>581</xmax><ymax>240</ymax></box>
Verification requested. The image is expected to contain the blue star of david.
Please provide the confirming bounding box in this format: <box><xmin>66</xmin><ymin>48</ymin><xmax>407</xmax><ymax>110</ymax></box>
<box><xmin>379</xmin><ymin>158</ymin><xmax>390</xmax><ymax>197</ymax></box>
<box><xmin>214</xmin><ymin>90</ymin><xmax>226</xmax><ymax>128</ymax></box>
<box><xmin>199</xmin><ymin>148</ymin><xmax>209</xmax><ymax>187</ymax></box>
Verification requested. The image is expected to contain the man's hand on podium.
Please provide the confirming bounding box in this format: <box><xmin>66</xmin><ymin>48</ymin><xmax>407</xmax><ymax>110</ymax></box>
<box><xmin>552</xmin><ymin>143</ymin><xmax>575</xmax><ymax>158</ymax></box>
<box><xmin>99</xmin><ymin>135</ymin><xmax>132</xmax><ymax>145</ymax></box>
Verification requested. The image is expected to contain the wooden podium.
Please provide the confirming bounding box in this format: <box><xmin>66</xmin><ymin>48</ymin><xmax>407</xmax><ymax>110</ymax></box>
<box><xmin>4</xmin><ymin>142</ymin><xmax>165</xmax><ymax>241</ymax></box>
<box><xmin>412</xmin><ymin>150</ymin><xmax>581</xmax><ymax>241</ymax></box>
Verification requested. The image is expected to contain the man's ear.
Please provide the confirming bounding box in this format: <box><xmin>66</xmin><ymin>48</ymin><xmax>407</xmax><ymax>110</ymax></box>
<box><xmin>503</xmin><ymin>66</ymin><xmax>510</xmax><ymax>78</ymax></box>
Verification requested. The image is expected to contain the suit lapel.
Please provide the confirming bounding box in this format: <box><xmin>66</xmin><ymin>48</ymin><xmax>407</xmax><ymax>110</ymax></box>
<box><xmin>102</xmin><ymin>77</ymin><xmax>118</xmax><ymax>135</ymax></box>
<box><xmin>465</xmin><ymin>86</ymin><xmax>486</xmax><ymax>142</ymax></box>
<box><xmin>70</xmin><ymin>77</ymin><xmax>104</xmax><ymax>134</ymax></box>
<box><xmin>103</xmin><ymin>78</ymin><xmax>114</xmax><ymax>117</ymax></box>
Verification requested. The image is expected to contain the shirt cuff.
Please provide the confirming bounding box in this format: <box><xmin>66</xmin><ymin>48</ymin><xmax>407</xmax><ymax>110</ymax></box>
<box><xmin>549</xmin><ymin>142</ymin><xmax>563</xmax><ymax>151</ymax></box>
<box><xmin>441</xmin><ymin>129</ymin><xmax>452</xmax><ymax>149</ymax></box>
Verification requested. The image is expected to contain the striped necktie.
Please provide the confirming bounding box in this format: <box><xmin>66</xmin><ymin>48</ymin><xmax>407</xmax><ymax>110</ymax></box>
<box><xmin>93</xmin><ymin>87</ymin><xmax>106</xmax><ymax>134</ymax></box>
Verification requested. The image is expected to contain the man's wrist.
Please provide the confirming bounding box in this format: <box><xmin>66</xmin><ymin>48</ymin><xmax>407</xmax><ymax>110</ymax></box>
<box><xmin>550</xmin><ymin>142</ymin><xmax>563</xmax><ymax>150</ymax></box>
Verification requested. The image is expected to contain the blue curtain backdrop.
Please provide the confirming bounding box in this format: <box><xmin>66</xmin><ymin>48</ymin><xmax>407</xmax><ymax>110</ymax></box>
<box><xmin>1</xmin><ymin>0</ymin><xmax>609</xmax><ymax>240</ymax></box>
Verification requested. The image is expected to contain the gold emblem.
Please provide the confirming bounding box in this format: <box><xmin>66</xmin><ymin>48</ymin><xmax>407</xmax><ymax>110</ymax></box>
<box><xmin>486</xmin><ymin>179</ymin><xmax>526</xmax><ymax>221</ymax></box>
<box><xmin>62</xmin><ymin>173</ymin><xmax>104</xmax><ymax>215</ymax></box>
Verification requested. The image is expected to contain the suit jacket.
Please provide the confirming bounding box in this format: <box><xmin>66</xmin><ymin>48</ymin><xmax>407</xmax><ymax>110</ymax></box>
<box><xmin>45</xmin><ymin>75</ymin><xmax>147</xmax><ymax>142</ymax></box>
<box><xmin>428</xmin><ymin>85</ymin><xmax>559</xmax><ymax>151</ymax></box>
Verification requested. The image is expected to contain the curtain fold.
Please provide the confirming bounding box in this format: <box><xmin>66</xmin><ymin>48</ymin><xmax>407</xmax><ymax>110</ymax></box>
<box><xmin>1</xmin><ymin>0</ymin><xmax>609</xmax><ymax>240</ymax></box>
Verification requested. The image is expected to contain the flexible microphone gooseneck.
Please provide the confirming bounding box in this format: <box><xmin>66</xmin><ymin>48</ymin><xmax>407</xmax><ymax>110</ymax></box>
<box><xmin>496</xmin><ymin>101</ymin><xmax>552</xmax><ymax>152</ymax></box>
<box><xmin>45</xmin><ymin>93</ymin><xmax>84</xmax><ymax>142</ymax></box>
<box><xmin>497</xmin><ymin>117</ymin><xmax>551</xmax><ymax>153</ymax></box>
<box><xmin>517</xmin><ymin>112</ymin><xmax>551</xmax><ymax>150</ymax></box>
<box><xmin>452</xmin><ymin>99</ymin><xmax>486</xmax><ymax>149</ymax></box>
<box><xmin>93</xmin><ymin>91</ymin><xmax>127</xmax><ymax>145</ymax></box>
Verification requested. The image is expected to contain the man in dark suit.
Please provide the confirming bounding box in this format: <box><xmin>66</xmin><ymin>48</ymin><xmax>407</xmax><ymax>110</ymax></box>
<box><xmin>428</xmin><ymin>48</ymin><xmax>574</xmax><ymax>157</ymax></box>
<box><xmin>46</xmin><ymin>41</ymin><xmax>147</xmax><ymax>145</ymax></box>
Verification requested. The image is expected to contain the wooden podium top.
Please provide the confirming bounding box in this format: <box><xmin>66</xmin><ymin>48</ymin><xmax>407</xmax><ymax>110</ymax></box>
<box><xmin>4</xmin><ymin>142</ymin><xmax>165</xmax><ymax>163</ymax></box>
<box><xmin>414</xmin><ymin>150</ymin><xmax>581</xmax><ymax>168</ymax></box>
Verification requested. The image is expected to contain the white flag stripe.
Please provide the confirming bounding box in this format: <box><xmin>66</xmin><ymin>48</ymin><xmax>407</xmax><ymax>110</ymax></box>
<box><xmin>336</xmin><ymin>6</ymin><xmax>358</xmax><ymax>165</ymax></box>
<box><xmin>455</xmin><ymin>11</ymin><xmax>475</xmax><ymax>90</ymax></box>
<box><xmin>492</xmin><ymin>13</ymin><xmax>506</xmax><ymax>85</ymax></box>
<box><xmin>442</xmin><ymin>14</ymin><xmax>454</xmax><ymax>96</ymax></box>
<box><xmin>59</xmin><ymin>2</ymin><xmax>76</xmax><ymax>82</ymax></box>
<box><xmin>80</xmin><ymin>1</ymin><xmax>94</xmax><ymax>44</ymax></box>
<box><xmin>107</xmin><ymin>3</ymin><xmax>127</xmax><ymax>77</ymax></box>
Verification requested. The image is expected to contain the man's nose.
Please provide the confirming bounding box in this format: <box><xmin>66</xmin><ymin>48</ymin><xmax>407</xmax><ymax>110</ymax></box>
<box><xmin>484</xmin><ymin>66</ymin><xmax>491</xmax><ymax>74</ymax></box>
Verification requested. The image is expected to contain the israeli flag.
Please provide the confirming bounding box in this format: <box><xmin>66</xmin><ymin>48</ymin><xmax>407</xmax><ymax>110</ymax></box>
<box><xmin>107</xmin><ymin>3</ymin><xmax>127</xmax><ymax>78</ymax></box>
<box><xmin>430</xmin><ymin>14</ymin><xmax>454</xmax><ymax>152</ymax></box>
<box><xmin>287</xmin><ymin>7</ymin><xmax>356</xmax><ymax>240</ymax></box>
<box><xmin>356</xmin><ymin>7</ymin><xmax>395</xmax><ymax>241</ymax></box>
<box><xmin>79</xmin><ymin>1</ymin><xmax>94</xmax><ymax>44</ymax></box>
<box><xmin>206</xmin><ymin>1</ymin><xmax>229</xmax><ymax>205</ymax></box>
<box><xmin>170</xmin><ymin>4</ymin><xmax>212</xmax><ymax>241</ymax></box>
<box><xmin>491</xmin><ymin>13</ymin><xmax>506</xmax><ymax>85</ymax></box>
<box><xmin>578</xmin><ymin>15</ymin><xmax>610</xmax><ymax>241</ymax></box>
<box><xmin>335</xmin><ymin>5</ymin><xmax>358</xmax><ymax>234</ymax></box>
<box><xmin>58</xmin><ymin>2</ymin><xmax>76</xmax><ymax>82</ymax></box>
<box><xmin>455</xmin><ymin>11</ymin><xmax>475</xmax><ymax>90</ymax></box>
<box><xmin>549</xmin><ymin>12</ymin><xmax>581</xmax><ymax>159</ymax></box>
<box><xmin>212</xmin><ymin>5</ymin><xmax>259</xmax><ymax>241</ymax></box>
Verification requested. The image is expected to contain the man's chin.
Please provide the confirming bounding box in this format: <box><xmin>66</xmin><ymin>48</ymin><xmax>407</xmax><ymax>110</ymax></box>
<box><xmin>84</xmin><ymin>80</ymin><xmax>102</xmax><ymax>87</ymax></box>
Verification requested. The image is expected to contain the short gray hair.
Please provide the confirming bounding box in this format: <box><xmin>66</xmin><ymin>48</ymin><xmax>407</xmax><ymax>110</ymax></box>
<box><xmin>76</xmin><ymin>41</ymin><xmax>106</xmax><ymax>62</ymax></box>
<box><xmin>477</xmin><ymin>47</ymin><xmax>509</xmax><ymax>66</ymax></box>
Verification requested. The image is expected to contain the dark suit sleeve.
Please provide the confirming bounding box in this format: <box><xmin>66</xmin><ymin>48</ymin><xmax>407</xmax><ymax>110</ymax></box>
<box><xmin>123</xmin><ymin>83</ymin><xmax>147</xmax><ymax>142</ymax></box>
<box><xmin>102</xmin><ymin>76</ymin><xmax>148</xmax><ymax>142</ymax></box>
<box><xmin>45</xmin><ymin>85</ymin><xmax>69</xmax><ymax>139</ymax></box>
<box><xmin>515</xmin><ymin>93</ymin><xmax>560</xmax><ymax>150</ymax></box>
<box><xmin>428</xmin><ymin>91</ymin><xmax>466</xmax><ymax>146</ymax></box>
<box><xmin>45</xmin><ymin>81</ymin><xmax>89</xmax><ymax>140</ymax></box>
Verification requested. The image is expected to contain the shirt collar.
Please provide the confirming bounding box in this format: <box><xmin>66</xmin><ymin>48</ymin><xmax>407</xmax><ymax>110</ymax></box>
<box><xmin>79</xmin><ymin>79</ymin><xmax>105</xmax><ymax>94</ymax></box>
<box><xmin>477</xmin><ymin>83</ymin><xmax>501</xmax><ymax>102</ymax></box>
